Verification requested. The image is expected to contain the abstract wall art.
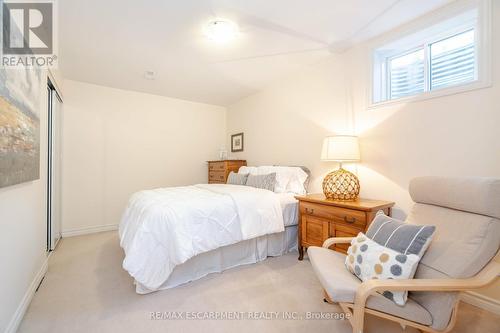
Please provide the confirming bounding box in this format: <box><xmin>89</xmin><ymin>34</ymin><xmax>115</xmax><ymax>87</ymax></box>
<box><xmin>0</xmin><ymin>67</ymin><xmax>42</xmax><ymax>188</ymax></box>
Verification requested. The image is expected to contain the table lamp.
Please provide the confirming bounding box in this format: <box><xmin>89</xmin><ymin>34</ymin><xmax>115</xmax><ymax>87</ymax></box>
<box><xmin>321</xmin><ymin>135</ymin><xmax>360</xmax><ymax>201</ymax></box>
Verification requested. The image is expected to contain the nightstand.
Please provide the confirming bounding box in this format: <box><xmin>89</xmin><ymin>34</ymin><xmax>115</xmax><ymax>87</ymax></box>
<box><xmin>207</xmin><ymin>160</ymin><xmax>247</xmax><ymax>184</ymax></box>
<box><xmin>295</xmin><ymin>194</ymin><xmax>394</xmax><ymax>260</ymax></box>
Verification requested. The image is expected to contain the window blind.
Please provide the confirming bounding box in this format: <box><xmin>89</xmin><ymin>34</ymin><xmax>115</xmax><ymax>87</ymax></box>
<box><xmin>389</xmin><ymin>50</ymin><xmax>425</xmax><ymax>99</ymax></box>
<box><xmin>430</xmin><ymin>30</ymin><xmax>475</xmax><ymax>90</ymax></box>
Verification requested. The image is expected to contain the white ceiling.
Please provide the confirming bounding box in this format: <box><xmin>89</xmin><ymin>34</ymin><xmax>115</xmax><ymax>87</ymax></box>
<box><xmin>59</xmin><ymin>0</ymin><xmax>453</xmax><ymax>106</ymax></box>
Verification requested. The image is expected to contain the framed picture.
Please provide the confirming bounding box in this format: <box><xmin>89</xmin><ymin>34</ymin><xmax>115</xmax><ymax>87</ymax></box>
<box><xmin>0</xmin><ymin>65</ymin><xmax>42</xmax><ymax>188</ymax></box>
<box><xmin>231</xmin><ymin>132</ymin><xmax>244</xmax><ymax>152</ymax></box>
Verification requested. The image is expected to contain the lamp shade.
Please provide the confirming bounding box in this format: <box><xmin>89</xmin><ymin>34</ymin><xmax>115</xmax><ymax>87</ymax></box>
<box><xmin>321</xmin><ymin>135</ymin><xmax>360</xmax><ymax>162</ymax></box>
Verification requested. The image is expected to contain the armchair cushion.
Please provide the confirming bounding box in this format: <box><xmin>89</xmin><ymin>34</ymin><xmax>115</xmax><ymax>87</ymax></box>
<box><xmin>407</xmin><ymin>203</ymin><xmax>500</xmax><ymax>330</ymax></box>
<box><xmin>405</xmin><ymin>176</ymin><xmax>500</xmax><ymax>331</ymax></box>
<box><xmin>308</xmin><ymin>246</ymin><xmax>432</xmax><ymax>326</ymax></box>
<box><xmin>410</xmin><ymin>176</ymin><xmax>500</xmax><ymax>219</ymax></box>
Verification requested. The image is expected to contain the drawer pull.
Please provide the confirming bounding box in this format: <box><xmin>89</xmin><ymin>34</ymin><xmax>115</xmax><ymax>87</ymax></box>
<box><xmin>305</xmin><ymin>208</ymin><xmax>315</xmax><ymax>214</ymax></box>
<box><xmin>344</xmin><ymin>216</ymin><xmax>356</xmax><ymax>224</ymax></box>
<box><xmin>219</xmin><ymin>175</ymin><xmax>224</xmax><ymax>179</ymax></box>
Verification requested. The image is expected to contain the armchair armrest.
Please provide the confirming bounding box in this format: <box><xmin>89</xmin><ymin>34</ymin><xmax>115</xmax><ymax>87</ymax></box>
<box><xmin>353</xmin><ymin>258</ymin><xmax>500</xmax><ymax>308</ymax></box>
<box><xmin>348</xmin><ymin>251</ymin><xmax>500</xmax><ymax>333</ymax></box>
<box><xmin>323</xmin><ymin>237</ymin><xmax>354</xmax><ymax>248</ymax></box>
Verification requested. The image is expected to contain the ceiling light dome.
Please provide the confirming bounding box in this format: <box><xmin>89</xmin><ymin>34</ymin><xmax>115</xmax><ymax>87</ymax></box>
<box><xmin>204</xmin><ymin>19</ymin><xmax>239</xmax><ymax>43</ymax></box>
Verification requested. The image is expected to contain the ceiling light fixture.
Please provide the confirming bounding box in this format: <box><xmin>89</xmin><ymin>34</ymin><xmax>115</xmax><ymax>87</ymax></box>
<box><xmin>204</xmin><ymin>19</ymin><xmax>239</xmax><ymax>44</ymax></box>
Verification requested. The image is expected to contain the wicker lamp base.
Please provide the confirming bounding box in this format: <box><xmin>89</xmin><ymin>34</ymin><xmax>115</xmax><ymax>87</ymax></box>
<box><xmin>322</xmin><ymin>167</ymin><xmax>360</xmax><ymax>201</ymax></box>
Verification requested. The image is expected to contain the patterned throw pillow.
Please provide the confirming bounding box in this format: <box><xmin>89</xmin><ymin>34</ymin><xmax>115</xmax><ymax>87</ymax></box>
<box><xmin>366</xmin><ymin>213</ymin><xmax>435</xmax><ymax>257</ymax></box>
<box><xmin>345</xmin><ymin>233</ymin><xmax>421</xmax><ymax>306</ymax></box>
<box><xmin>226</xmin><ymin>171</ymin><xmax>248</xmax><ymax>185</ymax></box>
<box><xmin>245</xmin><ymin>173</ymin><xmax>277</xmax><ymax>191</ymax></box>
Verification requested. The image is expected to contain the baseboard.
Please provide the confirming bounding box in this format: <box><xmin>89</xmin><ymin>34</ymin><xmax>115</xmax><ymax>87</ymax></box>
<box><xmin>460</xmin><ymin>291</ymin><xmax>500</xmax><ymax>315</ymax></box>
<box><xmin>61</xmin><ymin>224</ymin><xmax>118</xmax><ymax>237</ymax></box>
<box><xmin>5</xmin><ymin>257</ymin><xmax>49</xmax><ymax>333</ymax></box>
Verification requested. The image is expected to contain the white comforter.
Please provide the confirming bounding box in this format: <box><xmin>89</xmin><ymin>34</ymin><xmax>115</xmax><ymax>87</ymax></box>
<box><xmin>119</xmin><ymin>184</ymin><xmax>284</xmax><ymax>291</ymax></box>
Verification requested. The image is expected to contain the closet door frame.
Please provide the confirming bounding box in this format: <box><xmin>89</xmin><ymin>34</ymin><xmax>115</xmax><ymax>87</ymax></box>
<box><xmin>47</xmin><ymin>78</ymin><xmax>63</xmax><ymax>252</ymax></box>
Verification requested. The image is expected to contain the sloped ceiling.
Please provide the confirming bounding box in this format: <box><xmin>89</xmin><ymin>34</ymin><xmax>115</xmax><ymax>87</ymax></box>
<box><xmin>59</xmin><ymin>0</ymin><xmax>453</xmax><ymax>106</ymax></box>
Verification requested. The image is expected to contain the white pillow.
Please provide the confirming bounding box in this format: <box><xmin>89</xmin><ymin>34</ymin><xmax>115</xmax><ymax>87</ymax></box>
<box><xmin>238</xmin><ymin>166</ymin><xmax>258</xmax><ymax>175</ymax></box>
<box><xmin>238</xmin><ymin>166</ymin><xmax>307</xmax><ymax>194</ymax></box>
<box><xmin>345</xmin><ymin>233</ymin><xmax>421</xmax><ymax>306</ymax></box>
<box><xmin>285</xmin><ymin>167</ymin><xmax>308</xmax><ymax>194</ymax></box>
<box><xmin>238</xmin><ymin>166</ymin><xmax>308</xmax><ymax>194</ymax></box>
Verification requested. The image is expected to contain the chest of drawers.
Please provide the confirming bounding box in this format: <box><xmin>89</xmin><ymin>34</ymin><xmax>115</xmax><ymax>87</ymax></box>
<box><xmin>207</xmin><ymin>160</ymin><xmax>247</xmax><ymax>184</ymax></box>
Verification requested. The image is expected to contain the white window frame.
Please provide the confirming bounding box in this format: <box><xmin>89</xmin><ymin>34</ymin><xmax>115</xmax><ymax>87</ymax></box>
<box><xmin>368</xmin><ymin>0</ymin><xmax>491</xmax><ymax>109</ymax></box>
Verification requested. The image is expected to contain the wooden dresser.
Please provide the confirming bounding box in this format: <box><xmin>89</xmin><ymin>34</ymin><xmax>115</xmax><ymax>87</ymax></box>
<box><xmin>207</xmin><ymin>160</ymin><xmax>247</xmax><ymax>184</ymax></box>
<box><xmin>295</xmin><ymin>194</ymin><xmax>394</xmax><ymax>260</ymax></box>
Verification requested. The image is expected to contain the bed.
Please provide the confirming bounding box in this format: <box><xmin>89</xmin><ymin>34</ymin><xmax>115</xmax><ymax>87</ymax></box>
<box><xmin>119</xmin><ymin>166</ymin><xmax>310</xmax><ymax>294</ymax></box>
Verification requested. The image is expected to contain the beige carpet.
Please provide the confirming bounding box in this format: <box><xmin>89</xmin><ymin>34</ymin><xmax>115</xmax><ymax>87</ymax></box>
<box><xmin>19</xmin><ymin>231</ymin><xmax>499</xmax><ymax>333</ymax></box>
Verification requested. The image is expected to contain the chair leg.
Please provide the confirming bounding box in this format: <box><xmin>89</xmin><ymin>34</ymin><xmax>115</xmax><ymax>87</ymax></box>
<box><xmin>323</xmin><ymin>290</ymin><xmax>334</xmax><ymax>304</ymax></box>
<box><xmin>351</xmin><ymin>306</ymin><xmax>365</xmax><ymax>333</ymax></box>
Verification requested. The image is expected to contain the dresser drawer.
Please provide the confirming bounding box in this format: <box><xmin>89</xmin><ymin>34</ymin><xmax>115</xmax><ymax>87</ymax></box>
<box><xmin>208</xmin><ymin>162</ymin><xmax>226</xmax><ymax>171</ymax></box>
<box><xmin>227</xmin><ymin>161</ymin><xmax>244</xmax><ymax>170</ymax></box>
<box><xmin>209</xmin><ymin>171</ymin><xmax>226</xmax><ymax>182</ymax></box>
<box><xmin>300</xmin><ymin>201</ymin><xmax>367</xmax><ymax>229</ymax></box>
<box><xmin>207</xmin><ymin>160</ymin><xmax>246</xmax><ymax>184</ymax></box>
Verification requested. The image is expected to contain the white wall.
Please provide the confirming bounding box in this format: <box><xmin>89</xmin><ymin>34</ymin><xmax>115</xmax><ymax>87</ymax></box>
<box><xmin>61</xmin><ymin>80</ymin><xmax>226</xmax><ymax>234</ymax></box>
<box><xmin>227</xmin><ymin>1</ymin><xmax>500</xmax><ymax>300</ymax></box>
<box><xmin>226</xmin><ymin>55</ymin><xmax>352</xmax><ymax>193</ymax></box>
<box><xmin>349</xmin><ymin>1</ymin><xmax>500</xmax><ymax>218</ymax></box>
<box><xmin>0</xmin><ymin>70</ymin><xmax>49</xmax><ymax>332</ymax></box>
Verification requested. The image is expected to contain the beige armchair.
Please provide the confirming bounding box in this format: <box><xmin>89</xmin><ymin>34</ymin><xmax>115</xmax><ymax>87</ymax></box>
<box><xmin>308</xmin><ymin>177</ymin><xmax>500</xmax><ymax>333</ymax></box>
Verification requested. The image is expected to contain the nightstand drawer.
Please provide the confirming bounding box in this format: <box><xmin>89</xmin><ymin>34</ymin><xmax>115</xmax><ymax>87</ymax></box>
<box><xmin>209</xmin><ymin>171</ymin><xmax>226</xmax><ymax>182</ymax></box>
<box><xmin>208</xmin><ymin>162</ymin><xmax>226</xmax><ymax>171</ymax></box>
<box><xmin>300</xmin><ymin>201</ymin><xmax>367</xmax><ymax>229</ymax></box>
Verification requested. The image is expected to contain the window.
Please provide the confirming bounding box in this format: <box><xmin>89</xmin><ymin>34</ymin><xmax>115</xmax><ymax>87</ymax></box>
<box><xmin>371</xmin><ymin>3</ymin><xmax>490</xmax><ymax>105</ymax></box>
<box><xmin>430</xmin><ymin>30</ymin><xmax>475</xmax><ymax>90</ymax></box>
<box><xmin>389</xmin><ymin>48</ymin><xmax>425</xmax><ymax>99</ymax></box>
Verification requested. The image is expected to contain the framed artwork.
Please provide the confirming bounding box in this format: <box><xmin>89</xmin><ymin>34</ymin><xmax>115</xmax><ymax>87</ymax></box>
<box><xmin>231</xmin><ymin>132</ymin><xmax>244</xmax><ymax>152</ymax></box>
<box><xmin>0</xmin><ymin>67</ymin><xmax>42</xmax><ymax>188</ymax></box>
<box><xmin>0</xmin><ymin>12</ymin><xmax>42</xmax><ymax>188</ymax></box>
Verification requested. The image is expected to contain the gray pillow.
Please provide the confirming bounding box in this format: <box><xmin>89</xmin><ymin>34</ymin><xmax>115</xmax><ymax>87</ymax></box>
<box><xmin>226</xmin><ymin>172</ymin><xmax>248</xmax><ymax>185</ymax></box>
<box><xmin>245</xmin><ymin>173</ymin><xmax>276</xmax><ymax>191</ymax></box>
<box><xmin>365</xmin><ymin>213</ymin><xmax>435</xmax><ymax>257</ymax></box>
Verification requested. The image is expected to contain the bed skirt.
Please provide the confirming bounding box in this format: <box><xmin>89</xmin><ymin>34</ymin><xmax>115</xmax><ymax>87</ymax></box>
<box><xmin>135</xmin><ymin>225</ymin><xmax>298</xmax><ymax>293</ymax></box>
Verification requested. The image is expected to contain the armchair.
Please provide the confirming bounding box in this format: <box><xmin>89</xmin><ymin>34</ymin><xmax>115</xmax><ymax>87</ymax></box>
<box><xmin>308</xmin><ymin>177</ymin><xmax>500</xmax><ymax>333</ymax></box>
